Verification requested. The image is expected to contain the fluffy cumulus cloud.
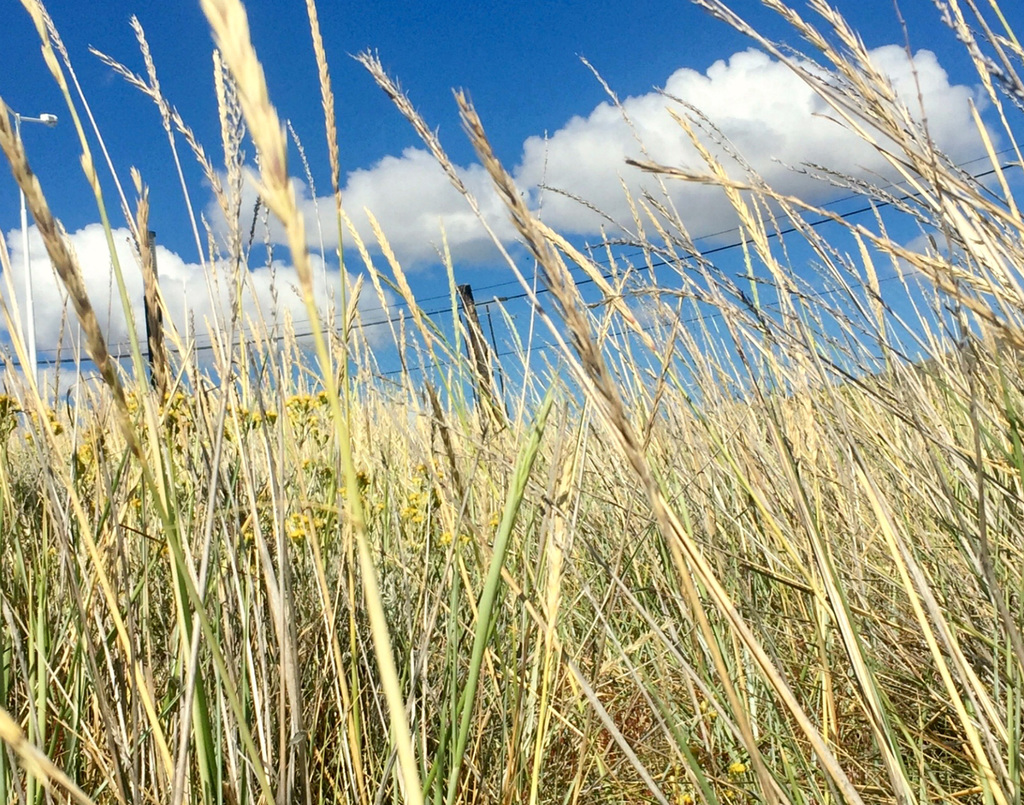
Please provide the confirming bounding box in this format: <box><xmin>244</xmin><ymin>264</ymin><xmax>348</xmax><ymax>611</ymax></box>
<box><xmin>515</xmin><ymin>46</ymin><xmax>983</xmax><ymax>239</ymax></box>
<box><xmin>5</xmin><ymin>44</ymin><xmax>984</xmax><ymax>364</ymax></box>
<box><xmin>223</xmin><ymin>44</ymin><xmax>983</xmax><ymax>266</ymax></box>
<box><xmin>213</xmin><ymin>149</ymin><xmax>517</xmax><ymax>269</ymax></box>
<box><xmin>2</xmin><ymin>223</ymin><xmax>385</xmax><ymax>361</ymax></box>
<box><xmin>340</xmin><ymin>148</ymin><xmax>517</xmax><ymax>263</ymax></box>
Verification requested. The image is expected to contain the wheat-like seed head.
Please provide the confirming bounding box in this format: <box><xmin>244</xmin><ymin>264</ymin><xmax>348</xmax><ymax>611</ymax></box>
<box><xmin>357</xmin><ymin>51</ymin><xmax>470</xmax><ymax>199</ymax></box>
<box><xmin>201</xmin><ymin>0</ymin><xmax>288</xmax><ymax>213</ymax></box>
<box><xmin>201</xmin><ymin>0</ymin><xmax>316</xmax><ymax>312</ymax></box>
<box><xmin>305</xmin><ymin>0</ymin><xmax>340</xmax><ymax>196</ymax></box>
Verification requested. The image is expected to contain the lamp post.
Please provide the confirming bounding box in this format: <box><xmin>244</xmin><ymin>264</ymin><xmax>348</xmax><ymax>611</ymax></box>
<box><xmin>14</xmin><ymin>111</ymin><xmax>58</xmax><ymax>385</ymax></box>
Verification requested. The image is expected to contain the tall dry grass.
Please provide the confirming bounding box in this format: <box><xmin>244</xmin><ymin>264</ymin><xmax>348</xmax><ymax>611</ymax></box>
<box><xmin>1</xmin><ymin>0</ymin><xmax>1023</xmax><ymax>804</ymax></box>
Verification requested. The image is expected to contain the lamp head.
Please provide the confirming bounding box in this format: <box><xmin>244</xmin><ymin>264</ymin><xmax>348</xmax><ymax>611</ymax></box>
<box><xmin>39</xmin><ymin>114</ymin><xmax>58</xmax><ymax>127</ymax></box>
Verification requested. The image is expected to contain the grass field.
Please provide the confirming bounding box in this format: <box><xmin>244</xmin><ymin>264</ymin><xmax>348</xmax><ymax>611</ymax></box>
<box><xmin>2</xmin><ymin>0</ymin><xmax>1024</xmax><ymax>803</ymax></box>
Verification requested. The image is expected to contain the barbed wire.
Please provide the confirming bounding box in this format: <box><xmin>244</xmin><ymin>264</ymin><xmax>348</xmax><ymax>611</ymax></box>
<box><xmin>13</xmin><ymin>154</ymin><xmax>1019</xmax><ymax>375</ymax></box>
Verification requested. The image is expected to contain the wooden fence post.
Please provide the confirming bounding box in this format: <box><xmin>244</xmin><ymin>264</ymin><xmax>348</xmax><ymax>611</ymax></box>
<box><xmin>458</xmin><ymin>284</ymin><xmax>505</xmax><ymax>428</ymax></box>
<box><xmin>142</xmin><ymin>230</ymin><xmax>168</xmax><ymax>399</ymax></box>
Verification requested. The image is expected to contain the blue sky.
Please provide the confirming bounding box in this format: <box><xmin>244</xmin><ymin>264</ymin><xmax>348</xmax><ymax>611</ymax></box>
<box><xmin>0</xmin><ymin>0</ymin><xmax>1021</xmax><ymax>378</ymax></box>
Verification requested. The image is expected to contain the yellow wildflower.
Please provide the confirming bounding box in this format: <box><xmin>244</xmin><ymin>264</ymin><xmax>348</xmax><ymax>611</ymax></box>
<box><xmin>287</xmin><ymin>512</ymin><xmax>311</xmax><ymax>543</ymax></box>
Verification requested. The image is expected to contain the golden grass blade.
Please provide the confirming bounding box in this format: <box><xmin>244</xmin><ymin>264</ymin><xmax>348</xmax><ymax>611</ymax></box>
<box><xmin>199</xmin><ymin>5</ymin><xmax>423</xmax><ymax>803</ymax></box>
<box><xmin>0</xmin><ymin>709</ymin><xmax>97</xmax><ymax>805</ymax></box>
<box><xmin>454</xmin><ymin>88</ymin><xmax>867</xmax><ymax>805</ymax></box>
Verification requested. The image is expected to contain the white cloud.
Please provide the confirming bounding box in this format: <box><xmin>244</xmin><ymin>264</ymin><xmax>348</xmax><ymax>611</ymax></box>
<box><xmin>213</xmin><ymin>149</ymin><xmax>518</xmax><ymax>269</ymax></box>
<box><xmin>218</xmin><ymin>44</ymin><xmax>984</xmax><ymax>266</ymax></box>
<box><xmin>4</xmin><ymin>43</ymin><xmax>985</xmax><ymax>373</ymax></box>
<box><xmin>515</xmin><ymin>46</ymin><xmax>984</xmax><ymax>239</ymax></box>
<box><xmin>1</xmin><ymin>223</ymin><xmax>387</xmax><ymax>364</ymax></box>
<box><xmin>339</xmin><ymin>148</ymin><xmax>517</xmax><ymax>263</ymax></box>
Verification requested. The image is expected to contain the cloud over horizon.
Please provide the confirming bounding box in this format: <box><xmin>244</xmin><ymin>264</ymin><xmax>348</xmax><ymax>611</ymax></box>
<box><xmin>515</xmin><ymin>46</ymin><xmax>983</xmax><ymax>238</ymax></box>
<box><xmin>2</xmin><ymin>223</ymin><xmax>385</xmax><ymax>359</ymax></box>
<box><xmin>2</xmin><ymin>43</ymin><xmax>987</xmax><ymax>361</ymax></box>
<box><xmin>216</xmin><ymin>43</ymin><xmax>986</xmax><ymax>268</ymax></box>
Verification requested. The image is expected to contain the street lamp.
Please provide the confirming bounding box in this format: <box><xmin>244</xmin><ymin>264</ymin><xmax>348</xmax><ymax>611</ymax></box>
<box><xmin>14</xmin><ymin>111</ymin><xmax>58</xmax><ymax>386</ymax></box>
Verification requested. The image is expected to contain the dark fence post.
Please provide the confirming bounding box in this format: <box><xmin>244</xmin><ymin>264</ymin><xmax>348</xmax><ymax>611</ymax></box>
<box><xmin>142</xmin><ymin>230</ymin><xmax>168</xmax><ymax>399</ymax></box>
<box><xmin>458</xmin><ymin>284</ymin><xmax>505</xmax><ymax>428</ymax></box>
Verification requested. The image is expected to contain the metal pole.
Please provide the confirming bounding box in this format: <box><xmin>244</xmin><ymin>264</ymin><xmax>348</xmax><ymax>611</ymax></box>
<box><xmin>13</xmin><ymin>112</ymin><xmax>57</xmax><ymax>387</ymax></box>
<box><xmin>15</xmin><ymin>114</ymin><xmax>37</xmax><ymax>385</ymax></box>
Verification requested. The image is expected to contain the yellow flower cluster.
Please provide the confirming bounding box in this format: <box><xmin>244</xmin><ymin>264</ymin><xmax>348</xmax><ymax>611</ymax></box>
<box><xmin>699</xmin><ymin>698</ymin><xmax>717</xmax><ymax>720</ymax></box>
<box><xmin>438</xmin><ymin>531</ymin><xmax>470</xmax><ymax>547</ymax></box>
<box><xmin>285</xmin><ymin>393</ymin><xmax>322</xmax><ymax>420</ymax></box>
<box><xmin>282</xmin><ymin>392</ymin><xmax>334</xmax><ymax>446</ymax></box>
<box><xmin>249</xmin><ymin>409</ymin><xmax>279</xmax><ymax>427</ymax></box>
<box><xmin>400</xmin><ymin>490</ymin><xmax>427</xmax><ymax>524</ymax></box>
<box><xmin>28</xmin><ymin>406</ymin><xmax>63</xmax><ymax>436</ymax></box>
<box><xmin>662</xmin><ymin>755</ymin><xmax>748</xmax><ymax>805</ymax></box>
<box><xmin>0</xmin><ymin>394</ymin><xmax>20</xmax><ymax>438</ymax></box>
<box><xmin>663</xmin><ymin>764</ymin><xmax>692</xmax><ymax>805</ymax></box>
<box><xmin>336</xmin><ymin>468</ymin><xmax>370</xmax><ymax>501</ymax></box>
<box><xmin>399</xmin><ymin>463</ymin><xmax>438</xmax><ymax>526</ymax></box>
<box><xmin>285</xmin><ymin>511</ymin><xmax>325</xmax><ymax>543</ymax></box>
<box><xmin>286</xmin><ymin>512</ymin><xmax>310</xmax><ymax>542</ymax></box>
<box><xmin>224</xmin><ymin>405</ymin><xmax>280</xmax><ymax>440</ymax></box>
<box><xmin>74</xmin><ymin>440</ymin><xmax>96</xmax><ymax>477</ymax></box>
<box><xmin>159</xmin><ymin>391</ymin><xmax>191</xmax><ymax>426</ymax></box>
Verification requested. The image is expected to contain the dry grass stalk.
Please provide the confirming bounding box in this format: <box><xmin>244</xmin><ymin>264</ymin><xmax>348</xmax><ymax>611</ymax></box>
<box><xmin>454</xmin><ymin>90</ymin><xmax>868</xmax><ymax>805</ymax></box>
<box><xmin>198</xmin><ymin>4</ymin><xmax>422</xmax><ymax>805</ymax></box>
<box><xmin>0</xmin><ymin>709</ymin><xmax>97</xmax><ymax>805</ymax></box>
<box><xmin>0</xmin><ymin>98</ymin><xmax>135</xmax><ymax>445</ymax></box>
<box><xmin>132</xmin><ymin>169</ymin><xmax>170</xmax><ymax>400</ymax></box>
